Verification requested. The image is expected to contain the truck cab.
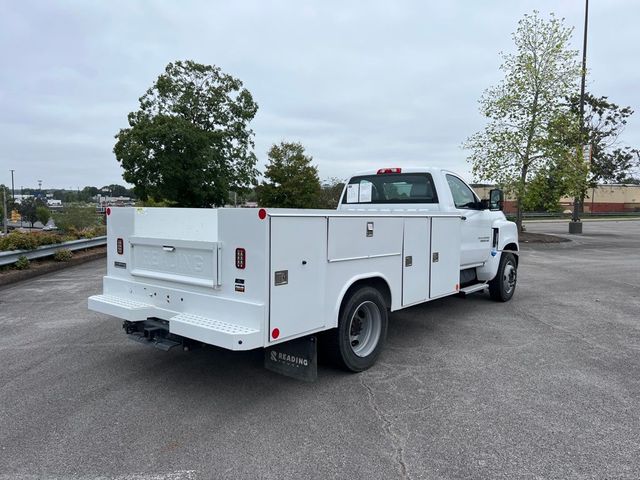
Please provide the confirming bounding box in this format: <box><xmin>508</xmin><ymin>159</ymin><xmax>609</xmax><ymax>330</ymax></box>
<box><xmin>337</xmin><ymin>167</ymin><xmax>518</xmax><ymax>289</ymax></box>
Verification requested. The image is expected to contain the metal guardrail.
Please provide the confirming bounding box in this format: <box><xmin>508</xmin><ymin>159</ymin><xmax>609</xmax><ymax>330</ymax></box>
<box><xmin>0</xmin><ymin>236</ymin><xmax>107</xmax><ymax>267</ymax></box>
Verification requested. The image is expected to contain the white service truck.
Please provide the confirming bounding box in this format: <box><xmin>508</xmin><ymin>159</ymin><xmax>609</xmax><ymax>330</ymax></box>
<box><xmin>89</xmin><ymin>168</ymin><xmax>518</xmax><ymax>379</ymax></box>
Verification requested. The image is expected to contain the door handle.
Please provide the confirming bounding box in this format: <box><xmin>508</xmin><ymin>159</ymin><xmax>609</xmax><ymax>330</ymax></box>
<box><xmin>162</xmin><ymin>246</ymin><xmax>176</xmax><ymax>252</ymax></box>
<box><xmin>461</xmin><ymin>216</ymin><xmax>467</xmax><ymax>221</ymax></box>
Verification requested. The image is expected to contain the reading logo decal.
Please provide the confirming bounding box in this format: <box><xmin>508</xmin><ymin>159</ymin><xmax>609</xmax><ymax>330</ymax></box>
<box><xmin>270</xmin><ymin>350</ymin><xmax>309</xmax><ymax>367</ymax></box>
<box><xmin>264</xmin><ymin>336</ymin><xmax>317</xmax><ymax>381</ymax></box>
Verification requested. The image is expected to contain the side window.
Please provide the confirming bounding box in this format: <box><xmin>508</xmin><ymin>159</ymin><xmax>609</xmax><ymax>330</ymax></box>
<box><xmin>446</xmin><ymin>174</ymin><xmax>477</xmax><ymax>209</ymax></box>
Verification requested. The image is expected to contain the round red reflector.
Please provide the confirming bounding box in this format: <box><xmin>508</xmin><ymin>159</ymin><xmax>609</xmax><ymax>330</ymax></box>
<box><xmin>271</xmin><ymin>328</ymin><xmax>280</xmax><ymax>339</ymax></box>
<box><xmin>258</xmin><ymin>208</ymin><xmax>267</xmax><ymax>220</ymax></box>
<box><xmin>106</xmin><ymin>207</ymin><xmax>111</xmax><ymax>216</ymax></box>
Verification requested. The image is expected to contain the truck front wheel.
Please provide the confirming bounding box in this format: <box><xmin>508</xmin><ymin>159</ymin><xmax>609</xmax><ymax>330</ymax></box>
<box><xmin>328</xmin><ymin>286</ymin><xmax>388</xmax><ymax>372</ymax></box>
<box><xmin>489</xmin><ymin>252</ymin><xmax>517</xmax><ymax>302</ymax></box>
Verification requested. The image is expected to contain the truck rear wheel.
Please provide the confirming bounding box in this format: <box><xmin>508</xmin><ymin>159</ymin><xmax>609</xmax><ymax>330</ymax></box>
<box><xmin>489</xmin><ymin>252</ymin><xmax>517</xmax><ymax>302</ymax></box>
<box><xmin>328</xmin><ymin>286</ymin><xmax>388</xmax><ymax>372</ymax></box>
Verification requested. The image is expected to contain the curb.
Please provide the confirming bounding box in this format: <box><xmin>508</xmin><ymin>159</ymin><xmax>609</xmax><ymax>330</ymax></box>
<box><xmin>0</xmin><ymin>249</ymin><xmax>106</xmax><ymax>288</ymax></box>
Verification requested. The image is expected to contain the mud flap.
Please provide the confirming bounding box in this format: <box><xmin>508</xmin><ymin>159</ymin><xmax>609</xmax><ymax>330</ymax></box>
<box><xmin>264</xmin><ymin>336</ymin><xmax>317</xmax><ymax>382</ymax></box>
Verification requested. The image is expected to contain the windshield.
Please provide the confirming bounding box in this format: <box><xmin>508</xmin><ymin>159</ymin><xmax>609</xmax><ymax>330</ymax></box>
<box><xmin>341</xmin><ymin>173</ymin><xmax>438</xmax><ymax>204</ymax></box>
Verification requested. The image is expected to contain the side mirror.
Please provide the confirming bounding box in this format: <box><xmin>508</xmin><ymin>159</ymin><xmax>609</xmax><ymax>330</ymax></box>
<box><xmin>489</xmin><ymin>189</ymin><xmax>504</xmax><ymax>211</ymax></box>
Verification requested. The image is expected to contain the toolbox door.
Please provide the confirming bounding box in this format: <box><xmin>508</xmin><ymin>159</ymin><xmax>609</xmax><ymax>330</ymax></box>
<box><xmin>402</xmin><ymin>217</ymin><xmax>430</xmax><ymax>306</ymax></box>
<box><xmin>430</xmin><ymin>217</ymin><xmax>461</xmax><ymax>298</ymax></box>
<box><xmin>269</xmin><ymin>217</ymin><xmax>327</xmax><ymax>342</ymax></box>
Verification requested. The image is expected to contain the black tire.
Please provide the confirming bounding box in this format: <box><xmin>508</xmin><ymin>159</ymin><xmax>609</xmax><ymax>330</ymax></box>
<box><xmin>326</xmin><ymin>286</ymin><xmax>388</xmax><ymax>372</ymax></box>
<box><xmin>489</xmin><ymin>252</ymin><xmax>517</xmax><ymax>302</ymax></box>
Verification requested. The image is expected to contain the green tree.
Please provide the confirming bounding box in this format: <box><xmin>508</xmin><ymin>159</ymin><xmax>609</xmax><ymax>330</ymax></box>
<box><xmin>114</xmin><ymin>60</ymin><xmax>259</xmax><ymax>207</ymax></box>
<box><xmin>36</xmin><ymin>205</ymin><xmax>50</xmax><ymax>226</ymax></box>
<box><xmin>99</xmin><ymin>184</ymin><xmax>132</xmax><ymax>198</ymax></box>
<box><xmin>53</xmin><ymin>206</ymin><xmax>100</xmax><ymax>232</ymax></box>
<box><xmin>18</xmin><ymin>198</ymin><xmax>39</xmax><ymax>227</ymax></box>
<box><xmin>522</xmin><ymin>109</ymin><xmax>586</xmax><ymax>211</ymax></box>
<box><xmin>257</xmin><ymin>142</ymin><xmax>321</xmax><ymax>208</ymax></box>
<box><xmin>464</xmin><ymin>11</ymin><xmax>580</xmax><ymax>232</ymax></box>
<box><xmin>526</xmin><ymin>93</ymin><xmax>640</xmax><ymax>212</ymax></box>
<box><xmin>318</xmin><ymin>177</ymin><xmax>345</xmax><ymax>209</ymax></box>
<box><xmin>81</xmin><ymin>186</ymin><xmax>99</xmax><ymax>202</ymax></box>
<box><xmin>569</xmin><ymin>93</ymin><xmax>640</xmax><ymax>186</ymax></box>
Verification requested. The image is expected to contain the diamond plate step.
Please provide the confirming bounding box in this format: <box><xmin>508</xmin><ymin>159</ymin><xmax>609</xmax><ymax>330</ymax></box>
<box><xmin>170</xmin><ymin>312</ymin><xmax>260</xmax><ymax>350</ymax></box>
<box><xmin>88</xmin><ymin>294</ymin><xmax>155</xmax><ymax>321</ymax></box>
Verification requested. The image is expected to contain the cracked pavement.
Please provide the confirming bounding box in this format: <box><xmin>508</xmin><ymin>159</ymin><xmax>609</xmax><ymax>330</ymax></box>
<box><xmin>0</xmin><ymin>220</ymin><xmax>639</xmax><ymax>479</ymax></box>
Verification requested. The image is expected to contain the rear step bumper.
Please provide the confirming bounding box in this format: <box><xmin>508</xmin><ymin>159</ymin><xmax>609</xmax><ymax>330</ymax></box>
<box><xmin>88</xmin><ymin>294</ymin><xmax>262</xmax><ymax>351</ymax></box>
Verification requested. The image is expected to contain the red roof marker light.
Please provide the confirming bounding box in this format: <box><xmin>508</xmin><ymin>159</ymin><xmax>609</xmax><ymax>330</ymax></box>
<box><xmin>258</xmin><ymin>208</ymin><xmax>267</xmax><ymax>220</ymax></box>
<box><xmin>377</xmin><ymin>168</ymin><xmax>402</xmax><ymax>174</ymax></box>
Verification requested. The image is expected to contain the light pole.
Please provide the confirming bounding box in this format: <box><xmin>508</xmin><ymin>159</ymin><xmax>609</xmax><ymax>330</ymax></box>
<box><xmin>20</xmin><ymin>186</ymin><xmax>23</xmax><ymax>227</ymax></box>
<box><xmin>10</xmin><ymin>169</ymin><xmax>15</xmax><ymax>202</ymax></box>
<box><xmin>2</xmin><ymin>187</ymin><xmax>7</xmax><ymax>235</ymax></box>
<box><xmin>569</xmin><ymin>0</ymin><xmax>589</xmax><ymax>234</ymax></box>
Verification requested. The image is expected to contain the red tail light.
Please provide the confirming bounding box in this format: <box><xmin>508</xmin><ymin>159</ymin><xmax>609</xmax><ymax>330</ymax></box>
<box><xmin>235</xmin><ymin>248</ymin><xmax>246</xmax><ymax>269</ymax></box>
<box><xmin>377</xmin><ymin>168</ymin><xmax>402</xmax><ymax>174</ymax></box>
<box><xmin>116</xmin><ymin>238</ymin><xmax>123</xmax><ymax>255</ymax></box>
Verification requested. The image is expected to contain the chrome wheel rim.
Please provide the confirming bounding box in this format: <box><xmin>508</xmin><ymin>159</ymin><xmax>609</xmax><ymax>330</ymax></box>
<box><xmin>348</xmin><ymin>301</ymin><xmax>382</xmax><ymax>357</ymax></box>
<box><xmin>503</xmin><ymin>261</ymin><xmax>517</xmax><ymax>294</ymax></box>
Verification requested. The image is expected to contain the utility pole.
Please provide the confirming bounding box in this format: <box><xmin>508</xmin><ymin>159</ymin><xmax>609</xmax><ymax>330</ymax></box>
<box><xmin>569</xmin><ymin>0</ymin><xmax>589</xmax><ymax>235</ymax></box>
<box><xmin>2</xmin><ymin>187</ymin><xmax>7</xmax><ymax>235</ymax></box>
<box><xmin>10</xmin><ymin>169</ymin><xmax>15</xmax><ymax>201</ymax></box>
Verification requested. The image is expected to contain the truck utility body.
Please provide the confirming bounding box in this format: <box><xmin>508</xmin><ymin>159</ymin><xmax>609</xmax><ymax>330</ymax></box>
<box><xmin>89</xmin><ymin>168</ymin><xmax>518</xmax><ymax>376</ymax></box>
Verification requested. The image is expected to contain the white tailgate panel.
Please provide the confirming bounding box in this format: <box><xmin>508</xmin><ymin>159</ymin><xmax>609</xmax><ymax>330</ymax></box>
<box><xmin>130</xmin><ymin>236</ymin><xmax>218</xmax><ymax>288</ymax></box>
<box><xmin>430</xmin><ymin>217</ymin><xmax>461</xmax><ymax>298</ymax></box>
<box><xmin>270</xmin><ymin>216</ymin><xmax>327</xmax><ymax>342</ymax></box>
<box><xmin>328</xmin><ymin>217</ymin><xmax>403</xmax><ymax>262</ymax></box>
<box><xmin>402</xmin><ymin>218</ymin><xmax>430</xmax><ymax>305</ymax></box>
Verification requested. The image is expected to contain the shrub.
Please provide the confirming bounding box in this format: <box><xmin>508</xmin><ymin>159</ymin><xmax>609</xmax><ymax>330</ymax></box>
<box><xmin>34</xmin><ymin>232</ymin><xmax>61</xmax><ymax>246</ymax></box>
<box><xmin>0</xmin><ymin>227</ymin><xmax>105</xmax><ymax>253</ymax></box>
<box><xmin>52</xmin><ymin>206</ymin><xmax>101</xmax><ymax>233</ymax></box>
<box><xmin>0</xmin><ymin>231</ymin><xmax>65</xmax><ymax>251</ymax></box>
<box><xmin>0</xmin><ymin>232</ymin><xmax>38</xmax><ymax>251</ymax></box>
<box><xmin>53</xmin><ymin>249</ymin><xmax>74</xmax><ymax>262</ymax></box>
<box><xmin>69</xmin><ymin>226</ymin><xmax>106</xmax><ymax>239</ymax></box>
<box><xmin>15</xmin><ymin>255</ymin><xmax>30</xmax><ymax>270</ymax></box>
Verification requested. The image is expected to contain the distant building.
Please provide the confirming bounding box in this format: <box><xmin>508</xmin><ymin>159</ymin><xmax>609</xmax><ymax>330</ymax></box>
<box><xmin>12</xmin><ymin>194</ymin><xmax>33</xmax><ymax>205</ymax></box>
<box><xmin>97</xmin><ymin>195</ymin><xmax>134</xmax><ymax>206</ymax></box>
<box><xmin>95</xmin><ymin>195</ymin><xmax>135</xmax><ymax>213</ymax></box>
<box><xmin>563</xmin><ymin>184</ymin><xmax>640</xmax><ymax>213</ymax></box>
<box><xmin>47</xmin><ymin>199</ymin><xmax>62</xmax><ymax>208</ymax></box>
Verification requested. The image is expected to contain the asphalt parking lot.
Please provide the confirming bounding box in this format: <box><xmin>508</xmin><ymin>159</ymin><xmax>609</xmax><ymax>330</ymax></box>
<box><xmin>1</xmin><ymin>220</ymin><xmax>639</xmax><ymax>479</ymax></box>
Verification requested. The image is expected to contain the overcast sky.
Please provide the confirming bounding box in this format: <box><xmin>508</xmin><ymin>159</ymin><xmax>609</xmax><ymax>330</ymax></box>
<box><xmin>1</xmin><ymin>0</ymin><xmax>638</xmax><ymax>190</ymax></box>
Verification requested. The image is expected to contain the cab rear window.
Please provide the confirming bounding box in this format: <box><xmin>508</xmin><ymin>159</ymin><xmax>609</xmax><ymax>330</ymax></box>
<box><xmin>341</xmin><ymin>173</ymin><xmax>438</xmax><ymax>204</ymax></box>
